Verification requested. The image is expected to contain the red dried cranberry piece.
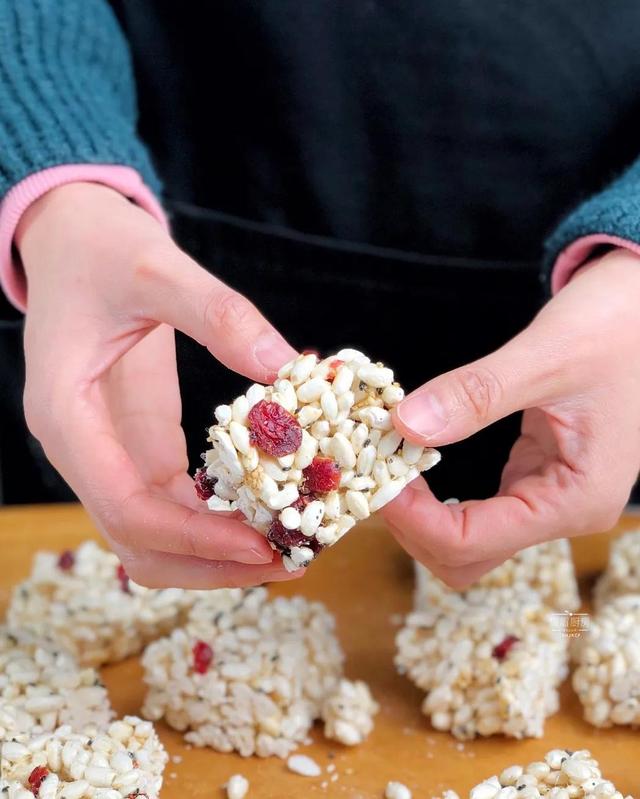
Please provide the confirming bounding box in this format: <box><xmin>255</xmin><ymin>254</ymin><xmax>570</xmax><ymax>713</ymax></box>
<box><xmin>194</xmin><ymin>467</ymin><xmax>217</xmax><ymax>501</ymax></box>
<box><xmin>267</xmin><ymin>520</ymin><xmax>323</xmax><ymax>557</ymax></box>
<box><xmin>192</xmin><ymin>640</ymin><xmax>214</xmax><ymax>674</ymax></box>
<box><xmin>291</xmin><ymin>492</ymin><xmax>315</xmax><ymax>509</ymax></box>
<box><xmin>247</xmin><ymin>400</ymin><xmax>302</xmax><ymax>457</ymax></box>
<box><xmin>126</xmin><ymin>792</ymin><xmax>147</xmax><ymax>799</ymax></box>
<box><xmin>326</xmin><ymin>358</ymin><xmax>345</xmax><ymax>382</ymax></box>
<box><xmin>28</xmin><ymin>767</ymin><xmax>49</xmax><ymax>797</ymax></box>
<box><xmin>116</xmin><ymin>563</ymin><xmax>131</xmax><ymax>594</ymax></box>
<box><xmin>492</xmin><ymin>635</ymin><xmax>520</xmax><ymax>661</ymax></box>
<box><xmin>302</xmin><ymin>456</ymin><xmax>341</xmax><ymax>494</ymax></box>
<box><xmin>57</xmin><ymin>549</ymin><xmax>75</xmax><ymax>571</ymax></box>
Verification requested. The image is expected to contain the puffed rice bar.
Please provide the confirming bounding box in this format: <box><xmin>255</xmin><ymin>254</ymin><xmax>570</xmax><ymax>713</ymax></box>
<box><xmin>432</xmin><ymin>747</ymin><xmax>632</xmax><ymax>799</ymax></box>
<box><xmin>395</xmin><ymin>588</ymin><xmax>569</xmax><ymax>739</ymax></box>
<box><xmin>414</xmin><ymin>539</ymin><xmax>580</xmax><ymax>613</ymax></box>
<box><xmin>572</xmin><ymin>593</ymin><xmax>640</xmax><ymax>728</ymax></box>
<box><xmin>593</xmin><ymin>529</ymin><xmax>640</xmax><ymax>609</ymax></box>
<box><xmin>0</xmin><ymin>626</ymin><xmax>112</xmax><ymax>738</ymax></box>
<box><xmin>197</xmin><ymin>349</ymin><xmax>440</xmax><ymax>570</ymax></box>
<box><xmin>7</xmin><ymin>541</ymin><xmax>200</xmax><ymax>666</ymax></box>
<box><xmin>322</xmin><ymin>678</ymin><xmax>379</xmax><ymax>745</ymax></box>
<box><xmin>142</xmin><ymin>587</ymin><xmax>375</xmax><ymax>757</ymax></box>
<box><xmin>0</xmin><ymin>716</ymin><xmax>167</xmax><ymax>799</ymax></box>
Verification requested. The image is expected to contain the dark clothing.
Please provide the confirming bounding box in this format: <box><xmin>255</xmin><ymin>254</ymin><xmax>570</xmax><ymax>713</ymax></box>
<box><xmin>3</xmin><ymin>0</ymin><xmax>640</xmax><ymax>502</ymax></box>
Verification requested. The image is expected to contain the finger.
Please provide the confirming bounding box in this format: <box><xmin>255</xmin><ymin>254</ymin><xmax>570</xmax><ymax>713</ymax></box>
<box><xmin>380</xmin><ymin>469</ymin><xmax>583</xmax><ymax>568</ymax></box>
<box><xmin>43</xmin><ymin>382</ymin><xmax>275</xmax><ymax>566</ymax></box>
<box><xmin>399</xmin><ymin>541</ymin><xmax>511</xmax><ymax>590</ymax></box>
<box><xmin>110</xmin><ymin>544</ymin><xmax>305</xmax><ymax>590</ymax></box>
<box><xmin>135</xmin><ymin>248</ymin><xmax>297</xmax><ymax>381</ymax></box>
<box><xmin>393</xmin><ymin>322</ymin><xmax>576</xmax><ymax>446</ymax></box>
<box><xmin>107</xmin><ymin>325</ymin><xmax>189</xmax><ymax>487</ymax></box>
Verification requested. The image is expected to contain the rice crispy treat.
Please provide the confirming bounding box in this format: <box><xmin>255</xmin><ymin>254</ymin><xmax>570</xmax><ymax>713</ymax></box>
<box><xmin>141</xmin><ymin>587</ymin><xmax>375</xmax><ymax>757</ymax></box>
<box><xmin>0</xmin><ymin>627</ymin><xmax>112</xmax><ymax>738</ymax></box>
<box><xmin>414</xmin><ymin>539</ymin><xmax>580</xmax><ymax>613</ymax></box>
<box><xmin>196</xmin><ymin>349</ymin><xmax>440</xmax><ymax>571</ymax></box>
<box><xmin>572</xmin><ymin>593</ymin><xmax>640</xmax><ymax>728</ymax></box>
<box><xmin>432</xmin><ymin>747</ymin><xmax>632</xmax><ymax>799</ymax></box>
<box><xmin>395</xmin><ymin>588</ymin><xmax>569</xmax><ymax>740</ymax></box>
<box><xmin>321</xmin><ymin>678</ymin><xmax>379</xmax><ymax>746</ymax></box>
<box><xmin>593</xmin><ymin>529</ymin><xmax>640</xmax><ymax>609</ymax></box>
<box><xmin>0</xmin><ymin>716</ymin><xmax>167</xmax><ymax>799</ymax></box>
<box><xmin>7</xmin><ymin>541</ymin><xmax>199</xmax><ymax>667</ymax></box>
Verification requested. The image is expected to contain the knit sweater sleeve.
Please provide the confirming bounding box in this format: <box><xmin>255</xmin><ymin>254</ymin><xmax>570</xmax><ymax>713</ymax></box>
<box><xmin>544</xmin><ymin>157</ymin><xmax>640</xmax><ymax>291</ymax></box>
<box><xmin>0</xmin><ymin>0</ymin><xmax>161</xmax><ymax>198</ymax></box>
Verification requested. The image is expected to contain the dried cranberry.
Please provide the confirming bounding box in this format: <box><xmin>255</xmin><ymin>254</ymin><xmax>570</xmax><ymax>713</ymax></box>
<box><xmin>28</xmin><ymin>767</ymin><xmax>49</xmax><ymax>797</ymax></box>
<box><xmin>125</xmin><ymin>793</ymin><xmax>147</xmax><ymax>799</ymax></box>
<box><xmin>326</xmin><ymin>358</ymin><xmax>345</xmax><ymax>382</ymax></box>
<box><xmin>492</xmin><ymin>635</ymin><xmax>520</xmax><ymax>661</ymax></box>
<box><xmin>291</xmin><ymin>493</ymin><xmax>315</xmax><ymax>510</ymax></box>
<box><xmin>192</xmin><ymin>640</ymin><xmax>214</xmax><ymax>674</ymax></box>
<box><xmin>267</xmin><ymin>520</ymin><xmax>323</xmax><ymax>557</ymax></box>
<box><xmin>303</xmin><ymin>457</ymin><xmax>341</xmax><ymax>494</ymax></box>
<box><xmin>57</xmin><ymin>550</ymin><xmax>75</xmax><ymax>571</ymax></box>
<box><xmin>194</xmin><ymin>467</ymin><xmax>217</xmax><ymax>501</ymax></box>
<box><xmin>116</xmin><ymin>563</ymin><xmax>131</xmax><ymax>594</ymax></box>
<box><xmin>247</xmin><ymin>400</ymin><xmax>302</xmax><ymax>457</ymax></box>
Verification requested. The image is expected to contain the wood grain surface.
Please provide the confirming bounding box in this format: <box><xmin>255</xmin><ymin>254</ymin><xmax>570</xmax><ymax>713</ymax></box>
<box><xmin>1</xmin><ymin>503</ymin><xmax>638</xmax><ymax>798</ymax></box>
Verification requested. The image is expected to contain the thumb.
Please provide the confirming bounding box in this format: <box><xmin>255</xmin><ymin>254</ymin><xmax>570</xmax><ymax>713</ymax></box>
<box><xmin>138</xmin><ymin>245</ymin><xmax>297</xmax><ymax>383</ymax></box>
<box><xmin>394</xmin><ymin>323</ymin><xmax>569</xmax><ymax>446</ymax></box>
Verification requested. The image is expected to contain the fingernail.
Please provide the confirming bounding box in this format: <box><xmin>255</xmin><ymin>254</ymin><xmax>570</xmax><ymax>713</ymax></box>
<box><xmin>235</xmin><ymin>546</ymin><xmax>274</xmax><ymax>565</ymax></box>
<box><xmin>397</xmin><ymin>392</ymin><xmax>448</xmax><ymax>439</ymax></box>
<box><xmin>254</xmin><ymin>331</ymin><xmax>297</xmax><ymax>374</ymax></box>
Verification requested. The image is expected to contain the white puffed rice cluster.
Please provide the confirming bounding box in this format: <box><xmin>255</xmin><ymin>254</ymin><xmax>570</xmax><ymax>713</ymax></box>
<box><xmin>141</xmin><ymin>587</ymin><xmax>376</xmax><ymax>757</ymax></box>
<box><xmin>321</xmin><ymin>678</ymin><xmax>379</xmax><ymax>745</ymax></box>
<box><xmin>572</xmin><ymin>594</ymin><xmax>640</xmax><ymax>728</ymax></box>
<box><xmin>414</xmin><ymin>539</ymin><xmax>580</xmax><ymax>613</ymax></box>
<box><xmin>0</xmin><ymin>716</ymin><xmax>167</xmax><ymax>799</ymax></box>
<box><xmin>395</xmin><ymin>588</ymin><xmax>569</xmax><ymax>740</ymax></box>
<box><xmin>7</xmin><ymin>541</ymin><xmax>199</xmax><ymax>666</ymax></box>
<box><xmin>593</xmin><ymin>529</ymin><xmax>640</xmax><ymax>609</ymax></box>
<box><xmin>0</xmin><ymin>627</ymin><xmax>112</xmax><ymax>738</ymax></box>
<box><xmin>432</xmin><ymin>747</ymin><xmax>632</xmax><ymax>799</ymax></box>
<box><xmin>199</xmin><ymin>349</ymin><xmax>440</xmax><ymax>571</ymax></box>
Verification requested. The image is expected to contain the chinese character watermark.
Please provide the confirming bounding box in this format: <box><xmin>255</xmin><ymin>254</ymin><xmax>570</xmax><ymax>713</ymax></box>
<box><xmin>548</xmin><ymin>610</ymin><xmax>590</xmax><ymax>638</ymax></box>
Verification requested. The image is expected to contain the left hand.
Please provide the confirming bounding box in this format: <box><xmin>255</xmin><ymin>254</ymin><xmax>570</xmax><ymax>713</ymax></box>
<box><xmin>381</xmin><ymin>248</ymin><xmax>640</xmax><ymax>588</ymax></box>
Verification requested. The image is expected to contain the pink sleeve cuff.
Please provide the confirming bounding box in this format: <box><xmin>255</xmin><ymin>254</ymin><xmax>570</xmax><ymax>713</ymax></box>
<box><xmin>551</xmin><ymin>234</ymin><xmax>640</xmax><ymax>293</ymax></box>
<box><xmin>0</xmin><ymin>165</ymin><xmax>168</xmax><ymax>312</ymax></box>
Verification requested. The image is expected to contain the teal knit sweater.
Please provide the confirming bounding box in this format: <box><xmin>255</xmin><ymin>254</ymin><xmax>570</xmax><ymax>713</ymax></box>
<box><xmin>0</xmin><ymin>0</ymin><xmax>160</xmax><ymax>197</ymax></box>
<box><xmin>0</xmin><ymin>0</ymin><xmax>638</xmax><ymax>282</ymax></box>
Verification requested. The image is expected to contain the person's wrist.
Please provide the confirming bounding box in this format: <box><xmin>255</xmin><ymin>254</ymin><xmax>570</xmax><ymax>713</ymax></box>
<box><xmin>16</xmin><ymin>182</ymin><xmax>128</xmax><ymax>249</ymax></box>
<box><xmin>16</xmin><ymin>182</ymin><xmax>164</xmax><ymax>287</ymax></box>
<box><xmin>568</xmin><ymin>246</ymin><xmax>640</xmax><ymax>292</ymax></box>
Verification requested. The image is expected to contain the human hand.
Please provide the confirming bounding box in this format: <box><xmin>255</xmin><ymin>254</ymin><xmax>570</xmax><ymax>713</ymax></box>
<box><xmin>18</xmin><ymin>182</ymin><xmax>300</xmax><ymax>588</ymax></box>
<box><xmin>381</xmin><ymin>249</ymin><xmax>640</xmax><ymax>587</ymax></box>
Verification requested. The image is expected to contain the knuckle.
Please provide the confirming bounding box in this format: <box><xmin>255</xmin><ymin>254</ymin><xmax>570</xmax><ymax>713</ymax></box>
<box><xmin>96</xmin><ymin>497</ymin><xmax>131</xmax><ymax>549</ymax></box>
<box><xmin>453</xmin><ymin>366</ymin><xmax>503</xmax><ymax>424</ymax></box>
<box><xmin>205</xmin><ymin>289</ymin><xmax>257</xmax><ymax>338</ymax></box>
<box><xmin>433</xmin><ymin>565</ymin><xmax>475</xmax><ymax>590</ymax></box>
<box><xmin>121</xmin><ymin>559</ymin><xmax>160</xmax><ymax>589</ymax></box>
<box><xmin>131</xmin><ymin>241</ymin><xmax>174</xmax><ymax>284</ymax></box>
<box><xmin>592</xmin><ymin>495</ymin><xmax>627</xmax><ymax>532</ymax></box>
<box><xmin>437</xmin><ymin>535</ymin><xmax>472</xmax><ymax>568</ymax></box>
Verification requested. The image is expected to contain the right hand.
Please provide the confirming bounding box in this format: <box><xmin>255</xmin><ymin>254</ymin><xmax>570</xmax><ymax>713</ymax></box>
<box><xmin>18</xmin><ymin>182</ymin><xmax>300</xmax><ymax>588</ymax></box>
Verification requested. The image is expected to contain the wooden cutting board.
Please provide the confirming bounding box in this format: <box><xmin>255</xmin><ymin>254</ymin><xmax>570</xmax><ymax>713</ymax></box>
<box><xmin>1</xmin><ymin>503</ymin><xmax>638</xmax><ymax>798</ymax></box>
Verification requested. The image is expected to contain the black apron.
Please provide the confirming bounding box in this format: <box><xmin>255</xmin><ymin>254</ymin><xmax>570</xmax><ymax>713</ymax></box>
<box><xmin>3</xmin><ymin>0</ymin><xmax>640</xmax><ymax>503</ymax></box>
